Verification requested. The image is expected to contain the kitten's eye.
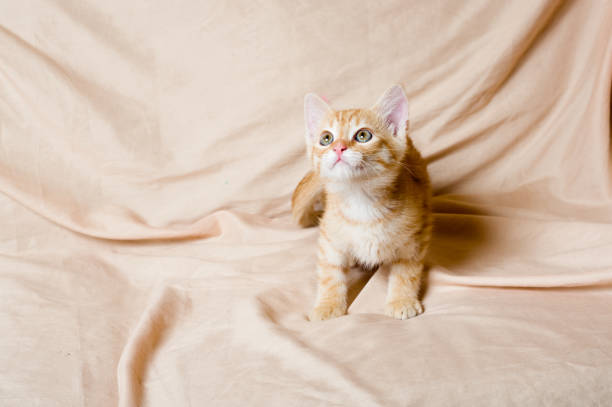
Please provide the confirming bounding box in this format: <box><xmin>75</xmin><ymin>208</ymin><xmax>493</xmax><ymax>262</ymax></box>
<box><xmin>319</xmin><ymin>132</ymin><xmax>334</xmax><ymax>146</ymax></box>
<box><xmin>354</xmin><ymin>129</ymin><xmax>373</xmax><ymax>143</ymax></box>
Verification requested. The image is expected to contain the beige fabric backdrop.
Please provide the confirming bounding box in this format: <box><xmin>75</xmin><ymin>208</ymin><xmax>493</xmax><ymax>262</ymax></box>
<box><xmin>1</xmin><ymin>0</ymin><xmax>611</xmax><ymax>405</ymax></box>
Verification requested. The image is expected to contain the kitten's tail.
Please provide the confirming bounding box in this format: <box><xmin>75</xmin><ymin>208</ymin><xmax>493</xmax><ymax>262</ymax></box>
<box><xmin>291</xmin><ymin>171</ymin><xmax>325</xmax><ymax>228</ymax></box>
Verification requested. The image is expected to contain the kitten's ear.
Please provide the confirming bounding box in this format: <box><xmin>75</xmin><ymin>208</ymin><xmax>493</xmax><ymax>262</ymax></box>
<box><xmin>304</xmin><ymin>93</ymin><xmax>331</xmax><ymax>145</ymax></box>
<box><xmin>372</xmin><ymin>85</ymin><xmax>409</xmax><ymax>138</ymax></box>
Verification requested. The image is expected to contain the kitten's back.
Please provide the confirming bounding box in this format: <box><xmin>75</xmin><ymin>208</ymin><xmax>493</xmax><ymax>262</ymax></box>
<box><xmin>291</xmin><ymin>170</ymin><xmax>325</xmax><ymax>227</ymax></box>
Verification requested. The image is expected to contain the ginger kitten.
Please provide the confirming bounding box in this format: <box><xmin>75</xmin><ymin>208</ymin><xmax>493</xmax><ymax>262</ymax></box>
<box><xmin>292</xmin><ymin>85</ymin><xmax>432</xmax><ymax>321</ymax></box>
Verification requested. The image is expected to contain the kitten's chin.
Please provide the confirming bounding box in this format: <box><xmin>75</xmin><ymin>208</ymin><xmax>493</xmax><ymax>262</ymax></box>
<box><xmin>323</xmin><ymin>161</ymin><xmax>359</xmax><ymax>181</ymax></box>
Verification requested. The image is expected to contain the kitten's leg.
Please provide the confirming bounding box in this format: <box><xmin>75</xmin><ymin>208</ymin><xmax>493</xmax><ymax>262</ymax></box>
<box><xmin>385</xmin><ymin>259</ymin><xmax>424</xmax><ymax>320</ymax></box>
<box><xmin>310</xmin><ymin>239</ymin><xmax>348</xmax><ymax>321</ymax></box>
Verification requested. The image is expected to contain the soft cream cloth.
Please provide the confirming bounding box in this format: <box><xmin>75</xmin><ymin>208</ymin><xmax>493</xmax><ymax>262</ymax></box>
<box><xmin>1</xmin><ymin>1</ymin><xmax>611</xmax><ymax>405</ymax></box>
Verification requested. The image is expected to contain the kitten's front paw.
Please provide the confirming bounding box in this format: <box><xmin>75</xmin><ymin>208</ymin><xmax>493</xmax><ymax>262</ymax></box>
<box><xmin>309</xmin><ymin>303</ymin><xmax>346</xmax><ymax>321</ymax></box>
<box><xmin>385</xmin><ymin>298</ymin><xmax>423</xmax><ymax>320</ymax></box>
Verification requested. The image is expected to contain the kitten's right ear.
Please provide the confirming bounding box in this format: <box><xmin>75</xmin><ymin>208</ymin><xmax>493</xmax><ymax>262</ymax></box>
<box><xmin>304</xmin><ymin>93</ymin><xmax>331</xmax><ymax>146</ymax></box>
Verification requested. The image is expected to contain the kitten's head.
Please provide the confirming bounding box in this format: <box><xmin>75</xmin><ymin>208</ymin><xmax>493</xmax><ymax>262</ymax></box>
<box><xmin>304</xmin><ymin>85</ymin><xmax>410</xmax><ymax>183</ymax></box>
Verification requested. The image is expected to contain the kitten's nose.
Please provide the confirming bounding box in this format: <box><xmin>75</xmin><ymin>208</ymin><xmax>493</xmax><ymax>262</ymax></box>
<box><xmin>334</xmin><ymin>143</ymin><xmax>347</xmax><ymax>159</ymax></box>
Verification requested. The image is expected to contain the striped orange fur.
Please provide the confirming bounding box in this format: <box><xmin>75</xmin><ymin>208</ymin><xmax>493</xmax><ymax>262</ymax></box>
<box><xmin>293</xmin><ymin>85</ymin><xmax>432</xmax><ymax>321</ymax></box>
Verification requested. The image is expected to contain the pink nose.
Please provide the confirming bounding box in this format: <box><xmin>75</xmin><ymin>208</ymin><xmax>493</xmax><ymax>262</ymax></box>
<box><xmin>334</xmin><ymin>143</ymin><xmax>347</xmax><ymax>159</ymax></box>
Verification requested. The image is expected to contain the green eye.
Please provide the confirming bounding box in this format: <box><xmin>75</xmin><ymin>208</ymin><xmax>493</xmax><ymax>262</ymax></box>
<box><xmin>354</xmin><ymin>129</ymin><xmax>373</xmax><ymax>143</ymax></box>
<box><xmin>319</xmin><ymin>132</ymin><xmax>334</xmax><ymax>146</ymax></box>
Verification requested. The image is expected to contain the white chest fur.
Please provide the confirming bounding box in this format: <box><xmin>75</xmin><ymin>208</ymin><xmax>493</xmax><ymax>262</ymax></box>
<box><xmin>328</xmin><ymin>182</ymin><xmax>387</xmax><ymax>222</ymax></box>
<box><xmin>325</xmin><ymin>186</ymin><xmax>408</xmax><ymax>267</ymax></box>
<box><xmin>343</xmin><ymin>221</ymin><xmax>400</xmax><ymax>266</ymax></box>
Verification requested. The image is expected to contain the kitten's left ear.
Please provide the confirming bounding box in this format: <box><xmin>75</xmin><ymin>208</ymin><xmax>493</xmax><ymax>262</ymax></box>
<box><xmin>304</xmin><ymin>93</ymin><xmax>332</xmax><ymax>146</ymax></box>
<box><xmin>372</xmin><ymin>85</ymin><xmax>409</xmax><ymax>138</ymax></box>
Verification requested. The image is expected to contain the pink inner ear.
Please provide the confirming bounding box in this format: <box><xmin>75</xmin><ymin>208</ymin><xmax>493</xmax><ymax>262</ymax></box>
<box><xmin>378</xmin><ymin>87</ymin><xmax>409</xmax><ymax>137</ymax></box>
<box><xmin>388</xmin><ymin>102</ymin><xmax>408</xmax><ymax>136</ymax></box>
<box><xmin>305</xmin><ymin>94</ymin><xmax>331</xmax><ymax>138</ymax></box>
<box><xmin>307</xmin><ymin>108</ymin><xmax>326</xmax><ymax>136</ymax></box>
